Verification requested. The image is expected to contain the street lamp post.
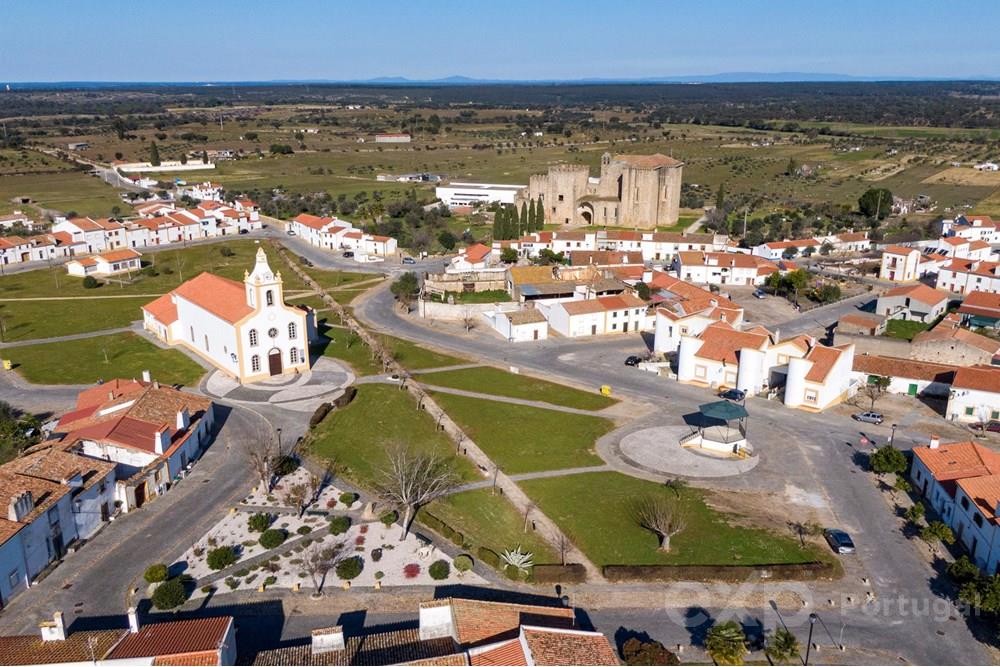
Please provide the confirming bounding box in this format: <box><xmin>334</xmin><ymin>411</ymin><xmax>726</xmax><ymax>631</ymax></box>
<box><xmin>804</xmin><ymin>613</ymin><xmax>817</xmax><ymax>665</ymax></box>
<box><xmin>276</xmin><ymin>427</ymin><xmax>282</xmax><ymax>451</ymax></box>
<box><xmin>890</xmin><ymin>423</ymin><xmax>898</xmax><ymax>447</ymax></box>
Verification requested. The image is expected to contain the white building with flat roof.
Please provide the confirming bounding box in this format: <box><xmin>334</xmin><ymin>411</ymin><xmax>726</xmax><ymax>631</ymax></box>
<box><xmin>436</xmin><ymin>182</ymin><xmax>525</xmax><ymax>208</ymax></box>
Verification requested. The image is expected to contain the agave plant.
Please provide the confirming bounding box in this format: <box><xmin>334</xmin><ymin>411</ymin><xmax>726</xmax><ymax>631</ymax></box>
<box><xmin>500</xmin><ymin>546</ymin><xmax>534</xmax><ymax>573</ymax></box>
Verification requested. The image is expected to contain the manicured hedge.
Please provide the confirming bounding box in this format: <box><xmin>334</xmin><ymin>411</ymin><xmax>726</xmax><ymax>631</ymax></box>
<box><xmin>477</xmin><ymin>547</ymin><xmax>502</xmax><ymax>569</ymax></box>
<box><xmin>143</xmin><ymin>563</ymin><xmax>168</xmax><ymax>584</ymax></box>
<box><xmin>150</xmin><ymin>578</ymin><xmax>187</xmax><ymax>610</ymax></box>
<box><xmin>531</xmin><ymin>563</ymin><xmax>587</xmax><ymax>584</ymax></box>
<box><xmin>309</xmin><ymin>402</ymin><xmax>333</xmax><ymax>428</ymax></box>
<box><xmin>602</xmin><ymin>561</ymin><xmax>835</xmax><ymax>582</ymax></box>
<box><xmin>333</xmin><ymin>386</ymin><xmax>357</xmax><ymax>409</ymax></box>
<box><xmin>259</xmin><ymin>528</ymin><xmax>287</xmax><ymax>550</ymax></box>
<box><xmin>418</xmin><ymin>512</ymin><xmax>465</xmax><ymax>548</ymax></box>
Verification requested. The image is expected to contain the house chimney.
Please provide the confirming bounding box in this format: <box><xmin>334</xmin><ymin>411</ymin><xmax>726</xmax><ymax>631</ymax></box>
<box><xmin>929</xmin><ymin>435</ymin><xmax>941</xmax><ymax>449</ymax></box>
<box><xmin>108</xmin><ymin>390</ymin><xmax>115</xmax><ymax>401</ymax></box>
<box><xmin>418</xmin><ymin>602</ymin><xmax>455</xmax><ymax>640</ymax></box>
<box><xmin>40</xmin><ymin>611</ymin><xmax>66</xmax><ymax>642</ymax></box>
<box><xmin>141</xmin><ymin>370</ymin><xmax>151</xmax><ymax>383</ymax></box>
<box><xmin>153</xmin><ymin>429</ymin><xmax>169</xmax><ymax>454</ymax></box>
<box><xmin>152</xmin><ymin>380</ymin><xmax>159</xmax><ymax>390</ymax></box>
<box><xmin>175</xmin><ymin>408</ymin><xmax>190</xmax><ymax>431</ymax></box>
<box><xmin>311</xmin><ymin>626</ymin><xmax>345</xmax><ymax>654</ymax></box>
<box><xmin>8</xmin><ymin>491</ymin><xmax>32</xmax><ymax>522</ymax></box>
<box><xmin>127</xmin><ymin>607</ymin><xmax>140</xmax><ymax>634</ymax></box>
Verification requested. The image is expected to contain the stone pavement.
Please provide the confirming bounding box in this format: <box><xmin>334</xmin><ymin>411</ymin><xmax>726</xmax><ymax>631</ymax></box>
<box><xmin>612</xmin><ymin>424</ymin><xmax>760</xmax><ymax>479</ymax></box>
<box><xmin>202</xmin><ymin>357</ymin><xmax>354</xmax><ymax>412</ymax></box>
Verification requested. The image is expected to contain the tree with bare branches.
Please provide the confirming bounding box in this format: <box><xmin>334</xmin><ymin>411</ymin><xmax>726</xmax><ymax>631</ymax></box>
<box><xmin>301</xmin><ymin>541</ymin><xmax>342</xmax><ymax>597</ymax></box>
<box><xmin>374</xmin><ymin>446</ymin><xmax>457</xmax><ymax>540</ymax></box>
<box><xmin>858</xmin><ymin>376</ymin><xmax>892</xmax><ymax>411</ymax></box>
<box><xmin>461</xmin><ymin>310</ymin><xmax>478</xmax><ymax>333</ymax></box>
<box><xmin>630</xmin><ymin>495</ymin><xmax>687</xmax><ymax>552</ymax></box>
<box><xmin>242</xmin><ymin>426</ymin><xmax>294</xmax><ymax>493</ymax></box>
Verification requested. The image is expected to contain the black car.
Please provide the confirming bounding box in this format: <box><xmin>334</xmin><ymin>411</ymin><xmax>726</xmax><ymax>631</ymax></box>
<box><xmin>719</xmin><ymin>388</ymin><xmax>746</xmax><ymax>401</ymax></box>
<box><xmin>971</xmin><ymin>420</ymin><xmax>1000</xmax><ymax>433</ymax></box>
<box><xmin>624</xmin><ymin>355</ymin><xmax>641</xmax><ymax>367</ymax></box>
<box><xmin>342</xmin><ymin>251</ymin><xmax>354</xmax><ymax>258</ymax></box>
<box><xmin>824</xmin><ymin>528</ymin><xmax>856</xmax><ymax>554</ymax></box>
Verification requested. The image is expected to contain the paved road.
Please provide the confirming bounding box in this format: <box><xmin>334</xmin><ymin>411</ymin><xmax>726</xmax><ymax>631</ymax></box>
<box><xmin>351</xmin><ymin>281</ymin><xmax>991</xmax><ymax>664</ymax></box>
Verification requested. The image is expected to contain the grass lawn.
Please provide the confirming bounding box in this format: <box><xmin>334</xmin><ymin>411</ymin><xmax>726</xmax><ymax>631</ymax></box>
<box><xmin>0</xmin><ymin>170</ymin><xmax>123</xmax><ymax>218</ymax></box>
<box><xmin>0</xmin><ymin>240</ymin><xmax>304</xmax><ymax>300</ymax></box>
<box><xmin>884</xmin><ymin>319</ymin><xmax>929</xmax><ymax>341</ymax></box>
<box><xmin>418</xmin><ymin>366</ymin><xmax>617</xmax><ymax>411</ymax></box>
<box><xmin>307</xmin><ymin>384</ymin><xmax>479</xmax><ymax>487</ymax></box>
<box><xmin>380</xmin><ymin>334</ymin><xmax>468</xmax><ymax>370</ymax></box>
<box><xmin>420</xmin><ymin>489</ymin><xmax>557</xmax><ymax>563</ymax></box>
<box><xmin>521</xmin><ymin>471</ymin><xmax>831</xmax><ymax>567</ymax></box>
<box><xmin>431</xmin><ymin>290</ymin><xmax>513</xmax><ymax>305</ymax></box>
<box><xmin>305</xmin><ymin>267</ymin><xmax>381</xmax><ymax>291</ymax></box>
<box><xmin>0</xmin><ymin>297</ymin><xmax>150</xmax><ymax>341</ymax></box>
<box><xmin>429</xmin><ymin>392</ymin><xmax>612</xmax><ymax>474</ymax></box>
<box><xmin>5</xmin><ymin>332</ymin><xmax>206</xmax><ymax>386</ymax></box>
<box><xmin>316</xmin><ymin>323</ymin><xmax>382</xmax><ymax>376</ymax></box>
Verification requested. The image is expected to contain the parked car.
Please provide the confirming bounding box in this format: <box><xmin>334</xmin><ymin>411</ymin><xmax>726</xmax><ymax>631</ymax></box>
<box><xmin>752</xmin><ymin>289</ymin><xmax>766</xmax><ymax>299</ymax></box>
<box><xmin>299</xmin><ymin>256</ymin><xmax>313</xmax><ymax>267</ymax></box>
<box><xmin>342</xmin><ymin>251</ymin><xmax>354</xmax><ymax>258</ymax></box>
<box><xmin>402</xmin><ymin>256</ymin><xmax>416</xmax><ymax>265</ymax></box>
<box><xmin>238</xmin><ymin>229</ymin><xmax>249</xmax><ymax>235</ymax></box>
<box><xmin>824</xmin><ymin>528</ymin><xmax>856</xmax><ymax>554</ymax></box>
<box><xmin>624</xmin><ymin>355</ymin><xmax>642</xmax><ymax>367</ymax></box>
<box><xmin>286</xmin><ymin>229</ymin><xmax>296</xmax><ymax>236</ymax></box>
<box><xmin>852</xmin><ymin>411</ymin><xmax>884</xmax><ymax>425</ymax></box>
<box><xmin>971</xmin><ymin>420</ymin><xmax>1000</xmax><ymax>433</ymax></box>
<box><xmin>719</xmin><ymin>388</ymin><xmax>746</xmax><ymax>401</ymax></box>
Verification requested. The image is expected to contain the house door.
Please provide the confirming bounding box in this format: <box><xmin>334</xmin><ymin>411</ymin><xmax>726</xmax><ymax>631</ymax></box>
<box><xmin>908</xmin><ymin>383</ymin><xmax>918</xmax><ymax>396</ymax></box>
<box><xmin>623</xmin><ymin>322</ymin><xmax>629</xmax><ymax>333</ymax></box>
<box><xmin>591</xmin><ymin>324</ymin><xmax>597</xmax><ymax>335</ymax></box>
<box><xmin>533</xmin><ymin>329</ymin><xmax>539</xmax><ymax>340</ymax></box>
<box><xmin>135</xmin><ymin>482</ymin><xmax>147</xmax><ymax>508</ymax></box>
<box><xmin>268</xmin><ymin>349</ymin><xmax>283</xmax><ymax>376</ymax></box>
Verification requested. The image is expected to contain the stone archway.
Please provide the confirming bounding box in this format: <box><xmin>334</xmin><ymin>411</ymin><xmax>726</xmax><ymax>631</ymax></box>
<box><xmin>577</xmin><ymin>202</ymin><xmax>595</xmax><ymax>225</ymax></box>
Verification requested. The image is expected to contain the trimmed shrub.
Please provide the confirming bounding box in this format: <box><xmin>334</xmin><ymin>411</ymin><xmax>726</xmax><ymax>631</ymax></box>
<box><xmin>453</xmin><ymin>555</ymin><xmax>473</xmax><ymax>573</ymax></box>
<box><xmin>273</xmin><ymin>455</ymin><xmax>298</xmax><ymax>477</ymax></box>
<box><xmin>476</xmin><ymin>547</ymin><xmax>502</xmax><ymax>570</ymax></box>
<box><xmin>602</xmin><ymin>562</ymin><xmax>835</xmax><ymax>582</ymax></box>
<box><xmin>264</xmin><ymin>575</ymin><xmax>277</xmax><ymax>586</ymax></box>
<box><xmin>309</xmin><ymin>402</ymin><xmax>333</xmax><ymax>428</ymax></box>
<box><xmin>247</xmin><ymin>512</ymin><xmax>271</xmax><ymax>532</ymax></box>
<box><xmin>333</xmin><ymin>386</ymin><xmax>357</xmax><ymax>409</ymax></box>
<box><xmin>374</xmin><ymin>570</ymin><xmax>384</xmax><ymax>580</ymax></box>
<box><xmin>235</xmin><ymin>569</ymin><xmax>250</xmax><ymax>577</ymax></box>
<box><xmin>225</xmin><ymin>577</ymin><xmax>239</xmax><ymax>590</ymax></box>
<box><xmin>371</xmin><ymin>548</ymin><xmax>383</xmax><ymax>562</ymax></box>
<box><xmin>296</xmin><ymin>525</ymin><xmax>312</xmax><ymax>535</ymax></box>
<box><xmin>380</xmin><ymin>510</ymin><xmax>398</xmax><ymax>526</ymax></box>
<box><xmin>143</xmin><ymin>563</ymin><xmax>168</xmax><ymax>584</ymax></box>
<box><xmin>403</xmin><ymin>563</ymin><xmax>421</xmax><ymax>579</ymax></box>
<box><xmin>329</xmin><ymin>516</ymin><xmax>351</xmax><ymax>535</ymax></box>
<box><xmin>339</xmin><ymin>492</ymin><xmax>357</xmax><ymax>506</ymax></box>
<box><xmin>336</xmin><ymin>556</ymin><xmax>363</xmax><ymax>580</ymax></box>
<box><xmin>82</xmin><ymin>276</ymin><xmax>99</xmax><ymax>289</ymax></box>
<box><xmin>429</xmin><ymin>559</ymin><xmax>450</xmax><ymax>580</ymax></box>
<box><xmin>206</xmin><ymin>546</ymin><xmax>238</xmax><ymax>571</ymax></box>
<box><xmin>259</xmin><ymin>529</ymin><xmax>287</xmax><ymax>550</ymax></box>
<box><xmin>531</xmin><ymin>563</ymin><xmax>587</xmax><ymax>584</ymax></box>
<box><xmin>150</xmin><ymin>578</ymin><xmax>187</xmax><ymax>610</ymax></box>
<box><xmin>200</xmin><ymin>585</ymin><xmax>214</xmax><ymax>594</ymax></box>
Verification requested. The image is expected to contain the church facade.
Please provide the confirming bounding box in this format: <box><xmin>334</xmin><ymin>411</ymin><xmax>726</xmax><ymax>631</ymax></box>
<box><xmin>142</xmin><ymin>248</ymin><xmax>316</xmax><ymax>383</ymax></box>
<box><xmin>518</xmin><ymin>152</ymin><xmax>683</xmax><ymax>229</ymax></box>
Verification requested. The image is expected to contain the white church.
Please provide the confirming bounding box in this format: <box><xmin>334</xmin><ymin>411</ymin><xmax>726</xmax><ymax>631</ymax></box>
<box><xmin>142</xmin><ymin>247</ymin><xmax>317</xmax><ymax>383</ymax></box>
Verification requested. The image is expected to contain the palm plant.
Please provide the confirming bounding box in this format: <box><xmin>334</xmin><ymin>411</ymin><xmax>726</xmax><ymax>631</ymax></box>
<box><xmin>500</xmin><ymin>546</ymin><xmax>534</xmax><ymax>574</ymax></box>
<box><xmin>704</xmin><ymin>621</ymin><xmax>747</xmax><ymax>665</ymax></box>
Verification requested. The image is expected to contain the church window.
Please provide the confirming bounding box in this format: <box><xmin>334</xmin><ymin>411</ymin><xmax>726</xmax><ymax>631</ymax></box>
<box><xmin>249</xmin><ymin>329</ymin><xmax>259</xmax><ymax>347</ymax></box>
<box><xmin>266</xmin><ymin>290</ymin><xmax>274</xmax><ymax>306</ymax></box>
<box><xmin>251</xmin><ymin>355</ymin><xmax>260</xmax><ymax>372</ymax></box>
<box><xmin>268</xmin><ymin>327</ymin><xmax>279</xmax><ymax>339</ymax></box>
<box><xmin>288</xmin><ymin>322</ymin><xmax>297</xmax><ymax>340</ymax></box>
<box><xmin>189</xmin><ymin>326</ymin><xmax>195</xmax><ymax>342</ymax></box>
<box><xmin>290</xmin><ymin>347</ymin><xmax>299</xmax><ymax>364</ymax></box>
<box><xmin>204</xmin><ymin>335</ymin><xmax>210</xmax><ymax>352</ymax></box>
<box><xmin>557</xmin><ymin>194</ymin><xmax>564</xmax><ymax>202</ymax></box>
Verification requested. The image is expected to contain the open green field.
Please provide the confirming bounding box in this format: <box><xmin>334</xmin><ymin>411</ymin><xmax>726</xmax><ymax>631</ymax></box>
<box><xmin>430</xmin><ymin>289</ymin><xmax>512</xmax><ymax>305</ymax></box>
<box><xmin>379</xmin><ymin>334</ymin><xmax>468</xmax><ymax>370</ymax></box>
<box><xmin>0</xmin><ymin>297</ymin><xmax>149</xmax><ymax>341</ymax></box>
<box><xmin>0</xmin><ymin>148</ymin><xmax>76</xmax><ymax>176</ymax></box>
<box><xmin>521</xmin><ymin>471</ymin><xmax>831</xmax><ymax>567</ymax></box>
<box><xmin>307</xmin><ymin>384</ymin><xmax>479</xmax><ymax>486</ymax></box>
<box><xmin>429</xmin><ymin>392</ymin><xmax>612</xmax><ymax>474</ymax></box>
<box><xmin>421</xmin><ymin>489</ymin><xmax>557</xmax><ymax>564</ymax></box>
<box><xmin>0</xmin><ymin>170</ymin><xmax>123</xmax><ymax>218</ymax></box>
<box><xmin>5</xmin><ymin>332</ymin><xmax>205</xmax><ymax>386</ymax></box>
<box><xmin>417</xmin><ymin>366</ymin><xmax>617</xmax><ymax>410</ymax></box>
<box><xmin>785</xmin><ymin>120</ymin><xmax>1000</xmax><ymax>141</ymax></box>
<box><xmin>316</xmin><ymin>324</ymin><xmax>382</xmax><ymax>376</ymax></box>
<box><xmin>885</xmin><ymin>319</ymin><xmax>929</xmax><ymax>341</ymax></box>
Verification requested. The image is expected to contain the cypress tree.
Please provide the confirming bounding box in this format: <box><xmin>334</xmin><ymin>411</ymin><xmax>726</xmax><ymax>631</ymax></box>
<box><xmin>149</xmin><ymin>141</ymin><xmax>161</xmax><ymax>167</ymax></box>
<box><xmin>519</xmin><ymin>202</ymin><xmax>528</xmax><ymax>236</ymax></box>
<box><xmin>528</xmin><ymin>199</ymin><xmax>538</xmax><ymax>231</ymax></box>
<box><xmin>492</xmin><ymin>209</ymin><xmax>501</xmax><ymax>240</ymax></box>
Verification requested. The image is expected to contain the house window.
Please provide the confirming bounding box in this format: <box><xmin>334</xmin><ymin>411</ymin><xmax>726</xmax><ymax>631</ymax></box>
<box><xmin>189</xmin><ymin>326</ymin><xmax>195</xmax><ymax>342</ymax></box>
<box><xmin>249</xmin><ymin>329</ymin><xmax>259</xmax><ymax>347</ymax></box>
<box><xmin>251</xmin><ymin>355</ymin><xmax>261</xmax><ymax>372</ymax></box>
<box><xmin>974</xmin><ymin>513</ymin><xmax>984</xmax><ymax>528</ymax></box>
<box><xmin>288</xmin><ymin>322</ymin><xmax>297</xmax><ymax>340</ymax></box>
<box><xmin>966</xmin><ymin>407</ymin><xmax>975</xmax><ymax>416</ymax></box>
<box><xmin>290</xmin><ymin>347</ymin><xmax>299</xmax><ymax>364</ymax></box>
<box><xmin>993</xmin><ymin>411</ymin><xmax>999</xmax><ymax>420</ymax></box>
<box><xmin>204</xmin><ymin>335</ymin><xmax>210</xmax><ymax>352</ymax></box>
<box><xmin>695</xmin><ymin>365</ymin><xmax>707</xmax><ymax>379</ymax></box>
<box><xmin>961</xmin><ymin>496</ymin><xmax>970</xmax><ymax>510</ymax></box>
<box><xmin>8</xmin><ymin>569</ymin><xmax>20</xmax><ymax>589</ymax></box>
<box><xmin>557</xmin><ymin>194</ymin><xmax>564</xmax><ymax>202</ymax></box>
<box><xmin>266</xmin><ymin>290</ymin><xmax>274</xmax><ymax>306</ymax></box>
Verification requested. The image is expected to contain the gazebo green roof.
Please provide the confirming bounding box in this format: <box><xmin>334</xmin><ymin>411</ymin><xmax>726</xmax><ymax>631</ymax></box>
<box><xmin>698</xmin><ymin>400</ymin><xmax>748</xmax><ymax>421</ymax></box>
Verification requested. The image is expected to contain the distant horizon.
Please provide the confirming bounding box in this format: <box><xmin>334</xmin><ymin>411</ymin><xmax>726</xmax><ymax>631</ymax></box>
<box><xmin>5</xmin><ymin>0</ymin><xmax>1000</xmax><ymax>82</ymax></box>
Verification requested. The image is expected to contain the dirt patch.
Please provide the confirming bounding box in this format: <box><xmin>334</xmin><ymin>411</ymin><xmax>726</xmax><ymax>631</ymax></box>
<box><xmin>702</xmin><ymin>487</ymin><xmax>832</xmax><ymax>539</ymax></box>
<box><xmin>922</xmin><ymin>166</ymin><xmax>1000</xmax><ymax>187</ymax></box>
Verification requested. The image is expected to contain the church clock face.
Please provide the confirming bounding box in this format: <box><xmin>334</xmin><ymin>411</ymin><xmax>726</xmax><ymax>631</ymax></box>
<box><xmin>268</xmin><ymin>327</ymin><xmax>279</xmax><ymax>339</ymax></box>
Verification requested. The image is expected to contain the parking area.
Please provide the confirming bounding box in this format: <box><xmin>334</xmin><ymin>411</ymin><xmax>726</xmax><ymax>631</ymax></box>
<box><xmin>723</xmin><ymin>286</ymin><xmax>800</xmax><ymax>328</ymax></box>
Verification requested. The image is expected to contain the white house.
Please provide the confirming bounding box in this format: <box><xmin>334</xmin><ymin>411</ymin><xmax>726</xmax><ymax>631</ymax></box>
<box><xmin>482</xmin><ymin>307</ymin><xmax>549</xmax><ymax>342</ymax></box>
<box><xmin>936</xmin><ymin>258</ymin><xmax>1000</xmax><ymax>295</ymax></box>
<box><xmin>879</xmin><ymin>245</ymin><xmax>922</xmax><ymax>282</ymax></box>
<box><xmin>287</xmin><ymin>213</ymin><xmax>353</xmax><ymax>249</ymax></box>
<box><xmin>783</xmin><ymin>343</ymin><xmax>855</xmax><ymax>411</ymax></box>
<box><xmin>66</xmin><ymin>248</ymin><xmax>142</xmax><ymax>278</ymax></box>
<box><xmin>181</xmin><ymin>181</ymin><xmax>224</xmax><ymax>202</ymax></box>
<box><xmin>342</xmin><ymin>230</ymin><xmax>398</xmax><ymax>258</ymax></box>
<box><xmin>674</xmin><ymin>251</ymin><xmax>780</xmax><ymax>286</ymax></box>
<box><xmin>544</xmin><ymin>294</ymin><xmax>647</xmax><ymax>337</ymax></box>
<box><xmin>51</xmin><ymin>217</ymin><xmax>126</xmax><ymax>252</ymax></box>
<box><xmin>947</xmin><ymin>366</ymin><xmax>1000</xmax><ymax>423</ymax></box>
<box><xmin>436</xmin><ymin>182</ymin><xmax>524</xmax><ymax>208</ymax></box>
<box><xmin>933</xmin><ymin>236</ymin><xmax>996</xmax><ymax>261</ymax></box>
<box><xmin>975</xmin><ymin>162</ymin><xmax>1000</xmax><ymax>172</ymax></box>
<box><xmin>942</xmin><ymin>214</ymin><xmax>1000</xmax><ymax>244</ymax></box>
<box><xmin>651</xmin><ymin>274</ymin><xmax>744</xmax><ymax>354</ymax></box>
<box><xmin>0</xmin><ymin>211</ymin><xmax>33</xmax><ymax>231</ymax></box>
<box><xmin>852</xmin><ymin>354</ymin><xmax>956</xmax><ymax>398</ymax></box>
<box><xmin>826</xmin><ymin>231</ymin><xmax>872</xmax><ymax>254</ymax></box>
<box><xmin>142</xmin><ymin>248</ymin><xmax>316</xmax><ymax>383</ymax></box>
<box><xmin>449</xmin><ymin>243</ymin><xmax>494</xmax><ymax>272</ymax></box>
<box><xmin>876</xmin><ymin>283</ymin><xmax>950</xmax><ymax>323</ymax></box>
<box><xmin>751</xmin><ymin>238</ymin><xmax>821</xmax><ymax>260</ymax></box>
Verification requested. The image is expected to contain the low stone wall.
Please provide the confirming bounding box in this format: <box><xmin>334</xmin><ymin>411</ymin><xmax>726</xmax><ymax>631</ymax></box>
<box><xmin>416</xmin><ymin>300</ymin><xmax>511</xmax><ymax>321</ymax></box>
<box><xmin>834</xmin><ymin>331</ymin><xmax>913</xmax><ymax>358</ymax></box>
<box><xmin>423</xmin><ymin>270</ymin><xmax>507</xmax><ymax>295</ymax></box>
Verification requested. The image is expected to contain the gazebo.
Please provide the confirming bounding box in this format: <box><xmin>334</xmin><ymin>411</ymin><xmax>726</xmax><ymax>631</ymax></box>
<box><xmin>680</xmin><ymin>400</ymin><xmax>751</xmax><ymax>457</ymax></box>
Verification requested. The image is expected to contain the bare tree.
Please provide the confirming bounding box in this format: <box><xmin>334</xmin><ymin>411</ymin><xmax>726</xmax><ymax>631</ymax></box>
<box><xmin>630</xmin><ymin>495</ymin><xmax>687</xmax><ymax>552</ymax></box>
<box><xmin>858</xmin><ymin>376</ymin><xmax>892</xmax><ymax>411</ymax></box>
<box><xmin>554</xmin><ymin>532</ymin><xmax>572</xmax><ymax>566</ymax></box>
<box><xmin>301</xmin><ymin>541</ymin><xmax>342</xmax><ymax>596</ymax></box>
<box><xmin>284</xmin><ymin>479</ymin><xmax>314</xmax><ymax>517</ymax></box>
<box><xmin>374</xmin><ymin>446</ymin><xmax>457</xmax><ymax>540</ymax></box>
<box><xmin>242</xmin><ymin>426</ymin><xmax>294</xmax><ymax>493</ymax></box>
<box><xmin>461</xmin><ymin>310</ymin><xmax>478</xmax><ymax>333</ymax></box>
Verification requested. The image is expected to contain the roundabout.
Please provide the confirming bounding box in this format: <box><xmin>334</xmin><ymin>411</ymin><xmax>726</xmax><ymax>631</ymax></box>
<box><xmin>610</xmin><ymin>423</ymin><xmax>760</xmax><ymax>479</ymax></box>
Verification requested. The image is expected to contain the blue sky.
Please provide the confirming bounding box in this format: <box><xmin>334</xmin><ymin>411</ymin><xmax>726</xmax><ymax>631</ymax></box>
<box><xmin>4</xmin><ymin>0</ymin><xmax>1000</xmax><ymax>82</ymax></box>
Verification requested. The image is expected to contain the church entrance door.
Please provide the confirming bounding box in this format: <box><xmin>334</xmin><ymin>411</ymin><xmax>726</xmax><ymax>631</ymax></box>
<box><xmin>268</xmin><ymin>348</ymin><xmax>283</xmax><ymax>376</ymax></box>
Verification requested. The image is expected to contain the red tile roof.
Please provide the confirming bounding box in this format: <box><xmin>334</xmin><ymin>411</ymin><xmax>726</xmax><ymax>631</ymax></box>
<box><xmin>693</xmin><ymin>321</ymin><xmax>769</xmax><ymax>364</ymax></box>
<box><xmin>953</xmin><ymin>365</ymin><xmax>1000</xmax><ymax>394</ymax></box>
<box><xmin>461</xmin><ymin>244</ymin><xmax>492</xmax><ymax>263</ymax></box>
<box><xmin>521</xmin><ymin>627</ymin><xmax>619</xmax><ymax>666</ymax></box>
<box><xmin>882</xmin><ymin>283</ymin><xmax>949</xmax><ymax>305</ymax></box>
<box><xmin>803</xmin><ymin>344</ymin><xmax>845</xmax><ymax>383</ymax></box>
<box><xmin>959</xmin><ymin>291</ymin><xmax>1000</xmax><ymax>318</ymax></box>
<box><xmin>852</xmin><ymin>354</ymin><xmax>957</xmax><ymax>383</ymax></box>
<box><xmin>143</xmin><ymin>293</ymin><xmax>179</xmax><ymax>325</ymax></box>
<box><xmin>913</xmin><ymin>441</ymin><xmax>1000</xmax><ymax>481</ymax></box>
<box><xmin>0</xmin><ymin>630</ymin><xmax>126</xmax><ymax>665</ymax></box>
<box><xmin>957</xmin><ymin>475</ymin><xmax>1000</xmax><ymax>524</ymax></box>
<box><xmin>883</xmin><ymin>245</ymin><xmax>920</xmax><ymax>256</ymax></box>
<box><xmin>107</xmin><ymin>617</ymin><xmax>231</xmax><ymax>660</ymax></box>
<box><xmin>171</xmin><ymin>272</ymin><xmax>253</xmax><ymax>324</ymax></box>
<box><xmin>470</xmin><ymin>639</ymin><xmax>525</xmax><ymax>666</ymax></box>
